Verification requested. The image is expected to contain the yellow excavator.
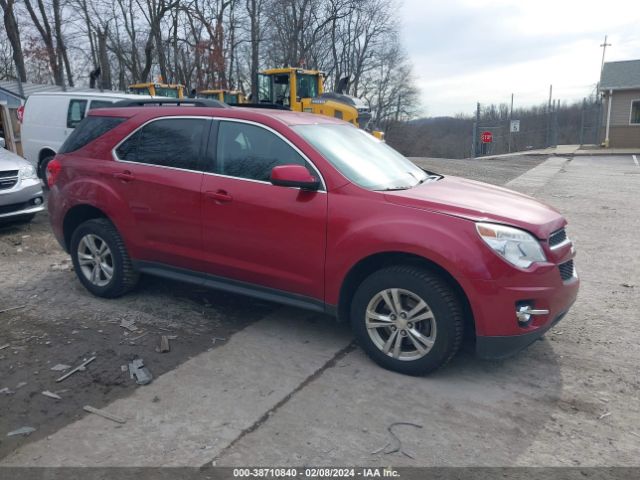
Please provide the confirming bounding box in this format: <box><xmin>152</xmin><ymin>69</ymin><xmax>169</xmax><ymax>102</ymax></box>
<box><xmin>129</xmin><ymin>82</ymin><xmax>185</xmax><ymax>99</ymax></box>
<box><xmin>256</xmin><ymin>67</ymin><xmax>383</xmax><ymax>139</ymax></box>
<box><xmin>198</xmin><ymin>89</ymin><xmax>246</xmax><ymax>105</ymax></box>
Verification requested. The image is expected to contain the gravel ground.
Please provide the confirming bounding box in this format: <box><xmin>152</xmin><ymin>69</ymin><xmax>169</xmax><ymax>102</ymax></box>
<box><xmin>411</xmin><ymin>155</ymin><xmax>547</xmax><ymax>185</ymax></box>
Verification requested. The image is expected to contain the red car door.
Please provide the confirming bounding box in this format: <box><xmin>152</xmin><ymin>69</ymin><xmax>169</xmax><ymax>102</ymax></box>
<box><xmin>200</xmin><ymin>119</ymin><xmax>327</xmax><ymax>302</ymax></box>
<box><xmin>110</xmin><ymin>116</ymin><xmax>209</xmax><ymax>270</ymax></box>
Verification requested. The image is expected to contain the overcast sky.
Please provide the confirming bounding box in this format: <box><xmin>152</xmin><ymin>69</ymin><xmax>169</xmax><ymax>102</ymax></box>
<box><xmin>400</xmin><ymin>0</ymin><xmax>640</xmax><ymax>117</ymax></box>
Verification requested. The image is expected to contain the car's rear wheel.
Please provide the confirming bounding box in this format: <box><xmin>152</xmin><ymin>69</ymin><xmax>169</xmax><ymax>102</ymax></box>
<box><xmin>70</xmin><ymin>218</ymin><xmax>139</xmax><ymax>298</ymax></box>
<box><xmin>350</xmin><ymin>265</ymin><xmax>463</xmax><ymax>375</ymax></box>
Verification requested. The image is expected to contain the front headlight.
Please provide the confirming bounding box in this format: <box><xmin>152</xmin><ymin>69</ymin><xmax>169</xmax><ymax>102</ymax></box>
<box><xmin>476</xmin><ymin>222</ymin><xmax>546</xmax><ymax>269</ymax></box>
<box><xmin>19</xmin><ymin>165</ymin><xmax>37</xmax><ymax>180</ymax></box>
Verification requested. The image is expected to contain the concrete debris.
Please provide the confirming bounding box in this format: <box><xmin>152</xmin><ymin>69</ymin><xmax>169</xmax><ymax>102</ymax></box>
<box><xmin>83</xmin><ymin>405</ymin><xmax>126</xmax><ymax>424</ymax></box>
<box><xmin>598</xmin><ymin>412</ymin><xmax>612</xmax><ymax>420</ymax></box>
<box><xmin>621</xmin><ymin>283</ymin><xmax>635</xmax><ymax>288</ymax></box>
<box><xmin>42</xmin><ymin>390</ymin><xmax>62</xmax><ymax>400</ymax></box>
<box><xmin>129</xmin><ymin>358</ymin><xmax>153</xmax><ymax>385</ymax></box>
<box><xmin>0</xmin><ymin>387</ymin><xmax>15</xmax><ymax>395</ymax></box>
<box><xmin>0</xmin><ymin>344</ymin><xmax>10</xmax><ymax>350</ymax></box>
<box><xmin>372</xmin><ymin>422</ymin><xmax>423</xmax><ymax>459</ymax></box>
<box><xmin>0</xmin><ymin>305</ymin><xmax>27</xmax><ymax>314</ymax></box>
<box><xmin>56</xmin><ymin>356</ymin><xmax>96</xmax><ymax>383</ymax></box>
<box><xmin>7</xmin><ymin>426</ymin><xmax>36</xmax><ymax>437</ymax></box>
<box><xmin>15</xmin><ymin>382</ymin><xmax>27</xmax><ymax>389</ymax></box>
<box><xmin>119</xmin><ymin>319</ymin><xmax>137</xmax><ymax>332</ymax></box>
<box><xmin>211</xmin><ymin>336</ymin><xmax>226</xmax><ymax>345</ymax></box>
<box><xmin>50</xmin><ymin>364</ymin><xmax>71</xmax><ymax>371</ymax></box>
<box><xmin>157</xmin><ymin>335</ymin><xmax>170</xmax><ymax>353</ymax></box>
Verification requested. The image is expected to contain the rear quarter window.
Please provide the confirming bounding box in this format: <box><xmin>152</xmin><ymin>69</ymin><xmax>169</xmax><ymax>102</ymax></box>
<box><xmin>59</xmin><ymin>116</ymin><xmax>126</xmax><ymax>154</ymax></box>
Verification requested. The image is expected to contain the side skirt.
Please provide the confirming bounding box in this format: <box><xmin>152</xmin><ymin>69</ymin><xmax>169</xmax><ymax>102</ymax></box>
<box><xmin>133</xmin><ymin>260</ymin><xmax>335</xmax><ymax>315</ymax></box>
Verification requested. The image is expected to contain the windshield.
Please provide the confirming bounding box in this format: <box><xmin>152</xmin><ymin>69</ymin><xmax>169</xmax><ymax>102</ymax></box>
<box><xmin>296</xmin><ymin>74</ymin><xmax>318</xmax><ymax>99</ymax></box>
<box><xmin>130</xmin><ymin>87</ymin><xmax>150</xmax><ymax>96</ymax></box>
<box><xmin>294</xmin><ymin>124</ymin><xmax>429</xmax><ymax>190</ymax></box>
<box><xmin>155</xmin><ymin>87</ymin><xmax>179</xmax><ymax>98</ymax></box>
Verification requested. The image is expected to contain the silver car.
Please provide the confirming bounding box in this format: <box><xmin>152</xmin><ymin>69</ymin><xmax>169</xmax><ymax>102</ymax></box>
<box><xmin>0</xmin><ymin>146</ymin><xmax>45</xmax><ymax>222</ymax></box>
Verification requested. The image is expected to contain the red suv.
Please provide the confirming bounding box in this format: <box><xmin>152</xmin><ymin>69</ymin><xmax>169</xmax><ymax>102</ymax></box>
<box><xmin>47</xmin><ymin>99</ymin><xmax>579</xmax><ymax>375</ymax></box>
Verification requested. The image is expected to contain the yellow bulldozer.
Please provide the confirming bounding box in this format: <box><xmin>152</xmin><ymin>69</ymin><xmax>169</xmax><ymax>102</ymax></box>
<box><xmin>256</xmin><ymin>67</ymin><xmax>383</xmax><ymax>139</ymax></box>
<box><xmin>198</xmin><ymin>89</ymin><xmax>246</xmax><ymax>105</ymax></box>
<box><xmin>129</xmin><ymin>82</ymin><xmax>185</xmax><ymax>99</ymax></box>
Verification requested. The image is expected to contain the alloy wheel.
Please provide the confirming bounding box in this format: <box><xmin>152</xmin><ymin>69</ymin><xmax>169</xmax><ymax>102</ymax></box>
<box><xmin>77</xmin><ymin>233</ymin><xmax>114</xmax><ymax>287</ymax></box>
<box><xmin>365</xmin><ymin>288</ymin><xmax>437</xmax><ymax>361</ymax></box>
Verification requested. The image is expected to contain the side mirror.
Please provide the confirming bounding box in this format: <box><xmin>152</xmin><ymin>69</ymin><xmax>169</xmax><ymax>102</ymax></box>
<box><xmin>0</xmin><ymin>137</ymin><xmax>5</xmax><ymax>149</ymax></box>
<box><xmin>270</xmin><ymin>164</ymin><xmax>320</xmax><ymax>190</ymax></box>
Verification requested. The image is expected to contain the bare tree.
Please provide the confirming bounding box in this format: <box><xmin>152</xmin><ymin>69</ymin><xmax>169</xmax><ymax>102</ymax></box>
<box><xmin>0</xmin><ymin>0</ymin><xmax>27</xmax><ymax>81</ymax></box>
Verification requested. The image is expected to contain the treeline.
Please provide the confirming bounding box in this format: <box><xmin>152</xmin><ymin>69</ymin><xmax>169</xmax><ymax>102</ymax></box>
<box><xmin>0</xmin><ymin>0</ymin><xmax>419</xmax><ymax>127</ymax></box>
<box><xmin>386</xmin><ymin>97</ymin><xmax>601</xmax><ymax>159</ymax></box>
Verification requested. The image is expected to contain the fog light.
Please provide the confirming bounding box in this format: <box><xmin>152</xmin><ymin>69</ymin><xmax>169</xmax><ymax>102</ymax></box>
<box><xmin>32</xmin><ymin>197</ymin><xmax>43</xmax><ymax>205</ymax></box>
<box><xmin>516</xmin><ymin>302</ymin><xmax>549</xmax><ymax>326</ymax></box>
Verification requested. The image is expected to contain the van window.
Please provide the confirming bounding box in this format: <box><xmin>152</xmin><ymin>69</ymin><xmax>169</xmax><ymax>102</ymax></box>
<box><xmin>115</xmin><ymin>118</ymin><xmax>207</xmax><ymax>171</ymax></box>
<box><xmin>89</xmin><ymin>100</ymin><xmax>115</xmax><ymax>110</ymax></box>
<box><xmin>67</xmin><ymin>99</ymin><xmax>88</xmax><ymax>128</ymax></box>
<box><xmin>59</xmin><ymin>116</ymin><xmax>126</xmax><ymax>154</ymax></box>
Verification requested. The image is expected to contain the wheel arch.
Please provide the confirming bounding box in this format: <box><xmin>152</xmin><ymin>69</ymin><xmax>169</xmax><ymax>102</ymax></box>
<box><xmin>62</xmin><ymin>204</ymin><xmax>108</xmax><ymax>252</ymax></box>
<box><xmin>337</xmin><ymin>251</ymin><xmax>475</xmax><ymax>336</ymax></box>
<box><xmin>37</xmin><ymin>147</ymin><xmax>57</xmax><ymax>178</ymax></box>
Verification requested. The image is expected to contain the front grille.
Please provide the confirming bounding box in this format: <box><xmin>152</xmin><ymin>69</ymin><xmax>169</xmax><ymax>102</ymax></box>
<box><xmin>549</xmin><ymin>228</ymin><xmax>567</xmax><ymax>247</ymax></box>
<box><xmin>0</xmin><ymin>201</ymin><xmax>30</xmax><ymax>215</ymax></box>
<box><xmin>559</xmin><ymin>260</ymin><xmax>574</xmax><ymax>281</ymax></box>
<box><xmin>0</xmin><ymin>178</ymin><xmax>18</xmax><ymax>190</ymax></box>
<box><xmin>0</xmin><ymin>170</ymin><xmax>18</xmax><ymax>179</ymax></box>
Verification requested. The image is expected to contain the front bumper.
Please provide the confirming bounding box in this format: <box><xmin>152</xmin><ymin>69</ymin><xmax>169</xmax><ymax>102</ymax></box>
<box><xmin>476</xmin><ymin>308</ymin><xmax>571</xmax><ymax>359</ymax></box>
<box><xmin>468</xmin><ymin>237</ymin><xmax>579</xmax><ymax>359</ymax></box>
<box><xmin>0</xmin><ymin>178</ymin><xmax>45</xmax><ymax>219</ymax></box>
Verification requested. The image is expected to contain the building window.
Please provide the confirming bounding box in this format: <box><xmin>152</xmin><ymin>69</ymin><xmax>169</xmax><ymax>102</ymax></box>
<box><xmin>631</xmin><ymin>100</ymin><xmax>640</xmax><ymax>125</ymax></box>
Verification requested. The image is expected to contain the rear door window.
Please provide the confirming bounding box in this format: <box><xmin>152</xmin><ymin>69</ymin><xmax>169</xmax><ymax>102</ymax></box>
<box><xmin>59</xmin><ymin>116</ymin><xmax>126</xmax><ymax>154</ymax></box>
<box><xmin>115</xmin><ymin>118</ymin><xmax>208</xmax><ymax>171</ymax></box>
<box><xmin>67</xmin><ymin>99</ymin><xmax>88</xmax><ymax>128</ymax></box>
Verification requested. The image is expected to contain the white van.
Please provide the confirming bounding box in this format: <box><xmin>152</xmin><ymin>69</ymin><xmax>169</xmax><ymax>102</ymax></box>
<box><xmin>21</xmin><ymin>91</ymin><xmax>151</xmax><ymax>178</ymax></box>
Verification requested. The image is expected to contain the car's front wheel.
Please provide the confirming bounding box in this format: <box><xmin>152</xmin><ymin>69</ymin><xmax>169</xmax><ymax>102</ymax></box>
<box><xmin>350</xmin><ymin>266</ymin><xmax>464</xmax><ymax>376</ymax></box>
<box><xmin>70</xmin><ymin>218</ymin><xmax>139</xmax><ymax>298</ymax></box>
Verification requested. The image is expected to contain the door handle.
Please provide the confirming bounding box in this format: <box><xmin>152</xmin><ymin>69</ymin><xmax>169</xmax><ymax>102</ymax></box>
<box><xmin>113</xmin><ymin>171</ymin><xmax>134</xmax><ymax>182</ymax></box>
<box><xmin>205</xmin><ymin>190</ymin><xmax>233</xmax><ymax>203</ymax></box>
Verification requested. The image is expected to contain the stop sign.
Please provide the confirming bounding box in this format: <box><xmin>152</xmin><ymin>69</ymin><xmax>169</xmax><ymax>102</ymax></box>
<box><xmin>481</xmin><ymin>131</ymin><xmax>493</xmax><ymax>143</ymax></box>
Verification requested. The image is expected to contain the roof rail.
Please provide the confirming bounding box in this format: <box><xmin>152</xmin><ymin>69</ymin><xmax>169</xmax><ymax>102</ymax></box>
<box><xmin>111</xmin><ymin>98</ymin><xmax>228</xmax><ymax>108</ymax></box>
<box><xmin>233</xmin><ymin>103</ymin><xmax>291</xmax><ymax>111</ymax></box>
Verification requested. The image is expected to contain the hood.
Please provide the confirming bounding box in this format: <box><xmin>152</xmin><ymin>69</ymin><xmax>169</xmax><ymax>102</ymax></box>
<box><xmin>0</xmin><ymin>148</ymin><xmax>29</xmax><ymax>171</ymax></box>
<box><xmin>384</xmin><ymin>175</ymin><xmax>565</xmax><ymax>239</ymax></box>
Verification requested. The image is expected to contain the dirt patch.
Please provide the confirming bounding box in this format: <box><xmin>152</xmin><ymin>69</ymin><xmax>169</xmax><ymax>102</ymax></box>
<box><xmin>0</xmin><ymin>213</ymin><xmax>277</xmax><ymax>458</ymax></box>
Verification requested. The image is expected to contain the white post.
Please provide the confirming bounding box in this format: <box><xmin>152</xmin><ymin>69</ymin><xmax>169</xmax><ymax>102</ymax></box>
<box><xmin>604</xmin><ymin>89</ymin><xmax>613</xmax><ymax>147</ymax></box>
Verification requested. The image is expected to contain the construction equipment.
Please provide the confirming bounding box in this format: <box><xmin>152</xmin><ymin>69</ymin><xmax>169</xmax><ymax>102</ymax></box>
<box><xmin>128</xmin><ymin>82</ymin><xmax>185</xmax><ymax>99</ymax></box>
<box><xmin>256</xmin><ymin>67</ymin><xmax>383</xmax><ymax>139</ymax></box>
<box><xmin>198</xmin><ymin>89</ymin><xmax>245</xmax><ymax>105</ymax></box>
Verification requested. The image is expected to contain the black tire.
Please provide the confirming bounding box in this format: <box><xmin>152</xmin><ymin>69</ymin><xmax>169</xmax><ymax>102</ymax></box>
<box><xmin>350</xmin><ymin>265</ymin><xmax>464</xmax><ymax>376</ymax></box>
<box><xmin>38</xmin><ymin>155</ymin><xmax>54</xmax><ymax>186</ymax></box>
<box><xmin>69</xmin><ymin>218</ymin><xmax>139</xmax><ymax>298</ymax></box>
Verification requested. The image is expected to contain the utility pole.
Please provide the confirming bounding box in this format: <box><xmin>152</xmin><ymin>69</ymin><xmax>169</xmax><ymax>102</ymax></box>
<box><xmin>472</xmin><ymin>102</ymin><xmax>480</xmax><ymax>158</ymax></box>
<box><xmin>600</xmin><ymin>35</ymin><xmax>611</xmax><ymax>72</ymax></box>
<box><xmin>546</xmin><ymin>85</ymin><xmax>553</xmax><ymax>148</ymax></box>
<box><xmin>508</xmin><ymin>93</ymin><xmax>514</xmax><ymax>153</ymax></box>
